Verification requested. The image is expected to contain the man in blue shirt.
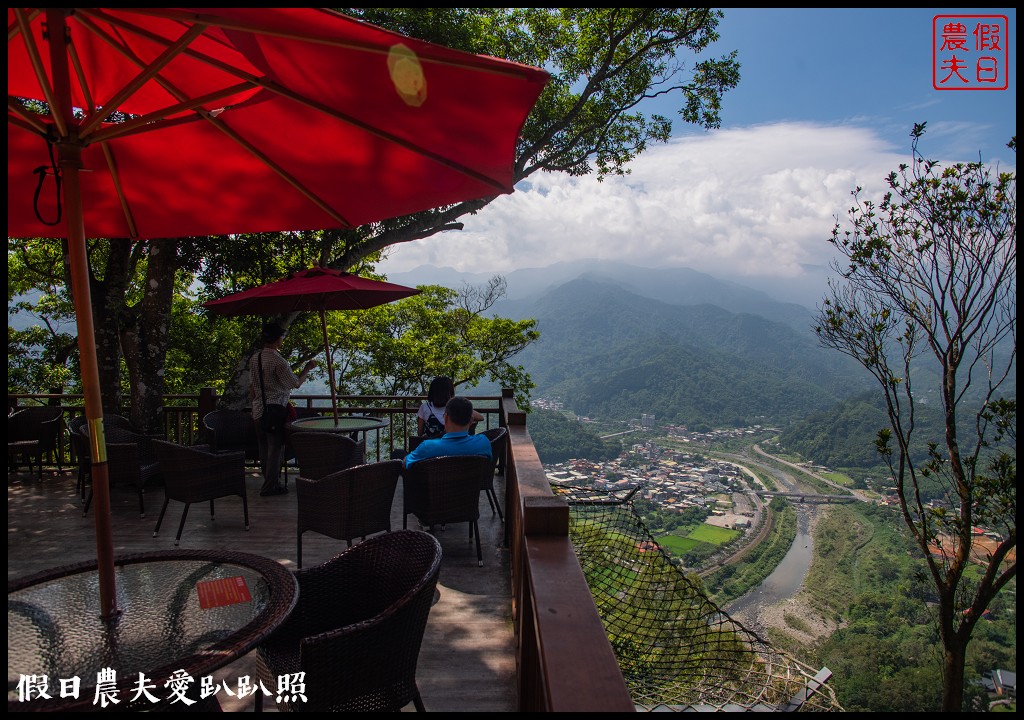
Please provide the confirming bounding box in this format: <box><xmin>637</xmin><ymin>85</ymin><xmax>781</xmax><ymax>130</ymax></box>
<box><xmin>404</xmin><ymin>396</ymin><xmax>491</xmax><ymax>467</ymax></box>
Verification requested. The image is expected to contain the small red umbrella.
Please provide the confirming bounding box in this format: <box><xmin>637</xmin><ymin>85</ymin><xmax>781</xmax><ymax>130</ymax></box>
<box><xmin>204</xmin><ymin>267</ymin><xmax>420</xmax><ymax>421</ymax></box>
<box><xmin>7</xmin><ymin>7</ymin><xmax>548</xmax><ymax>618</ymax></box>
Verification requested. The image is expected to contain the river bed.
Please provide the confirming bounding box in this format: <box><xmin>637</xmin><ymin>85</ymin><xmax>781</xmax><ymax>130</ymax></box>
<box><xmin>725</xmin><ymin>505</ymin><xmax>816</xmax><ymax>618</ymax></box>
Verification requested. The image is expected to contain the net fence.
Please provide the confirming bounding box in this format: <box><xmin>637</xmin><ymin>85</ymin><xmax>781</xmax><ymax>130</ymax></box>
<box><xmin>557</xmin><ymin>485</ymin><xmax>843</xmax><ymax>712</ymax></box>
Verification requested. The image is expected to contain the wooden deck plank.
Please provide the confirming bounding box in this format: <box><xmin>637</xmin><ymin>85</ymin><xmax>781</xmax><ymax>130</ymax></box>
<box><xmin>7</xmin><ymin>466</ymin><xmax>514</xmax><ymax>713</ymax></box>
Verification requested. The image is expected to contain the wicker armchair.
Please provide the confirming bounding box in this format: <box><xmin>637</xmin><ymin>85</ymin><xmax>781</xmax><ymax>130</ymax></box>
<box><xmin>478</xmin><ymin>427</ymin><xmax>508</xmax><ymax>521</ymax></box>
<box><xmin>68</xmin><ymin>414</ymin><xmax>145</xmax><ymax>502</ymax></box>
<box><xmin>288</xmin><ymin>431</ymin><xmax>365</xmax><ymax>481</ymax></box>
<box><xmin>255</xmin><ymin>530</ymin><xmax>442</xmax><ymax>712</ymax></box>
<box><xmin>403</xmin><ymin>454</ymin><xmax>491</xmax><ymax>566</ymax></box>
<box><xmin>296</xmin><ymin>459</ymin><xmax>401</xmax><ymax>568</ymax></box>
<box><xmin>8</xmin><ymin>406</ymin><xmax>64</xmax><ymax>477</ymax></box>
<box><xmin>202</xmin><ymin>410</ymin><xmax>260</xmax><ymax>464</ymax></box>
<box><xmin>151</xmin><ymin>440</ymin><xmax>250</xmax><ymax>546</ymax></box>
<box><xmin>79</xmin><ymin>424</ymin><xmax>163</xmax><ymax>518</ymax></box>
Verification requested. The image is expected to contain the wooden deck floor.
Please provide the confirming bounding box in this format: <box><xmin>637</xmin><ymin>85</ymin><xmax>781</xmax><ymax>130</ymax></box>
<box><xmin>7</xmin><ymin>463</ymin><xmax>515</xmax><ymax>712</ymax></box>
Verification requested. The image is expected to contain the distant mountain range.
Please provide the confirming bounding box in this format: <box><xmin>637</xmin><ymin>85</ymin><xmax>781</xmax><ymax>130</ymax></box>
<box><xmin>387</xmin><ymin>261</ymin><xmax>873</xmax><ymax>429</ymax></box>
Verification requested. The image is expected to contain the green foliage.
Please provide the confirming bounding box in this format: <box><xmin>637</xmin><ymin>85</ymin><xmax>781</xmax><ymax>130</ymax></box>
<box><xmin>527</xmin><ymin>408</ymin><xmax>623</xmax><ymax>464</ymax></box>
<box><xmin>347</xmin><ymin>9</ymin><xmax>739</xmax><ymax>175</ymax></box>
<box><xmin>332</xmin><ymin>279</ymin><xmax>538</xmax><ymax>407</ymax></box>
<box><xmin>7</xmin><ymin>239</ymin><xmax>80</xmax><ymax>394</ymax></box>
<box><xmin>808</xmin><ymin>502</ymin><xmax>1016</xmax><ymax>712</ymax></box>
<box><xmin>814</xmin><ymin>127</ymin><xmax>1016</xmax><ymax>709</ymax></box>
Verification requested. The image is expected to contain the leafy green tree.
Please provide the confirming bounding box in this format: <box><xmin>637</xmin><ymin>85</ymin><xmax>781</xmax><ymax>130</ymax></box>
<box><xmin>815</xmin><ymin>125</ymin><xmax>1016</xmax><ymax>711</ymax></box>
<box><xmin>328</xmin><ymin>277</ymin><xmax>539</xmax><ymax>406</ymax></box>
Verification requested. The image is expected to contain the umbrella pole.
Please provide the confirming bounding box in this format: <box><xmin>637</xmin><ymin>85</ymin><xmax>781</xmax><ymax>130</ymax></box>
<box><xmin>47</xmin><ymin>9</ymin><xmax>117</xmax><ymax>619</ymax></box>
<box><xmin>62</xmin><ymin>148</ymin><xmax>118</xmax><ymax>619</ymax></box>
<box><xmin>320</xmin><ymin>310</ymin><xmax>339</xmax><ymax>422</ymax></box>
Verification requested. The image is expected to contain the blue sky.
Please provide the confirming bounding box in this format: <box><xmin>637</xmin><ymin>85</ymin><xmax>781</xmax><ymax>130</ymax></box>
<box><xmin>378</xmin><ymin>8</ymin><xmax>1016</xmax><ymax>303</ymax></box>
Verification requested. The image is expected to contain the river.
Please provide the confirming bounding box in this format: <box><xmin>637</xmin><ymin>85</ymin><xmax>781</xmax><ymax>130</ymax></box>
<box><xmin>724</xmin><ymin>504</ymin><xmax>816</xmax><ymax>618</ymax></box>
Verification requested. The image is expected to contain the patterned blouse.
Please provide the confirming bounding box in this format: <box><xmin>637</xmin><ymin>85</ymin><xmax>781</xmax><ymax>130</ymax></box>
<box><xmin>249</xmin><ymin>348</ymin><xmax>302</xmax><ymax>419</ymax></box>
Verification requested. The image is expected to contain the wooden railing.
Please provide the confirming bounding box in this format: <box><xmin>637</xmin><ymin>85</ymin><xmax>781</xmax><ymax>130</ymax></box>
<box><xmin>8</xmin><ymin>388</ymin><xmax>634</xmax><ymax>711</ymax></box>
<box><xmin>499</xmin><ymin>389</ymin><xmax>635</xmax><ymax>711</ymax></box>
<box><xmin>8</xmin><ymin>390</ymin><xmax>503</xmax><ymax>464</ymax></box>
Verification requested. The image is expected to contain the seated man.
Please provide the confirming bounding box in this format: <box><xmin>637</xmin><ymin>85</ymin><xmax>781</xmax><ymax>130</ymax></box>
<box><xmin>403</xmin><ymin>396</ymin><xmax>491</xmax><ymax>467</ymax></box>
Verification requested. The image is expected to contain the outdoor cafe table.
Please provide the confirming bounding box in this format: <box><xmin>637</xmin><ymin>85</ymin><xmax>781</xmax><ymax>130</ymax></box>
<box><xmin>8</xmin><ymin>549</ymin><xmax>297</xmax><ymax>712</ymax></box>
<box><xmin>287</xmin><ymin>415</ymin><xmax>387</xmax><ymax>439</ymax></box>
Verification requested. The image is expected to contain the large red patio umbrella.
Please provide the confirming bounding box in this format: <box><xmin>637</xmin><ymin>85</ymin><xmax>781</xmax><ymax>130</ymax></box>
<box><xmin>204</xmin><ymin>266</ymin><xmax>421</xmax><ymax>421</ymax></box>
<box><xmin>7</xmin><ymin>8</ymin><xmax>549</xmax><ymax>617</ymax></box>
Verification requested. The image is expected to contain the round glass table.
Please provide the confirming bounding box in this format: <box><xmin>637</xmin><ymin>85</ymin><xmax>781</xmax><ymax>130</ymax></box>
<box><xmin>287</xmin><ymin>415</ymin><xmax>387</xmax><ymax>435</ymax></box>
<box><xmin>8</xmin><ymin>549</ymin><xmax>297</xmax><ymax>711</ymax></box>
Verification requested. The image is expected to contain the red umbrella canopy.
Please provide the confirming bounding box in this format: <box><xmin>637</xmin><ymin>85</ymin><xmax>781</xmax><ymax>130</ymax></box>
<box><xmin>203</xmin><ymin>267</ymin><xmax>421</xmax><ymax>316</ymax></box>
<box><xmin>8</xmin><ymin>8</ymin><xmax>550</xmax><ymax>239</ymax></box>
<box><xmin>204</xmin><ymin>266</ymin><xmax>421</xmax><ymax>423</ymax></box>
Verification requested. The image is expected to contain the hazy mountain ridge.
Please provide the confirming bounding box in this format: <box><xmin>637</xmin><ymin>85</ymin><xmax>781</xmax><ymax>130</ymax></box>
<box><xmin>385</xmin><ymin>261</ymin><xmax>872</xmax><ymax>427</ymax></box>
<box><xmin>387</xmin><ymin>259</ymin><xmax>819</xmax><ymax>330</ymax></box>
<box><xmin>513</xmin><ymin>278</ymin><xmax>870</xmax><ymax>426</ymax></box>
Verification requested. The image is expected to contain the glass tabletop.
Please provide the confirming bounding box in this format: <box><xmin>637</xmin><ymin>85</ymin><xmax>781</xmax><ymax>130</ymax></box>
<box><xmin>287</xmin><ymin>415</ymin><xmax>387</xmax><ymax>433</ymax></box>
<box><xmin>8</xmin><ymin>549</ymin><xmax>297</xmax><ymax>711</ymax></box>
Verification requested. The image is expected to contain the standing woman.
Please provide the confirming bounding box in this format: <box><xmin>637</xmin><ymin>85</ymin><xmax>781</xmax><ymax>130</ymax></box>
<box><xmin>249</xmin><ymin>323</ymin><xmax>316</xmax><ymax>496</ymax></box>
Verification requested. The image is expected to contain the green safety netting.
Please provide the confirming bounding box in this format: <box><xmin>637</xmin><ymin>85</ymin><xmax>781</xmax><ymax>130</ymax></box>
<box><xmin>557</xmin><ymin>485</ymin><xmax>843</xmax><ymax>712</ymax></box>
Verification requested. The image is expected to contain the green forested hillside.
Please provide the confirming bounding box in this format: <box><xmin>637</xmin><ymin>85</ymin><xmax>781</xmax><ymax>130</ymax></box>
<box><xmin>808</xmin><ymin>503</ymin><xmax>1016</xmax><ymax>712</ymax></box>
<box><xmin>778</xmin><ymin>392</ymin><xmax>893</xmax><ymax>469</ymax></box>
<box><xmin>515</xmin><ymin>278</ymin><xmax>871</xmax><ymax>427</ymax></box>
<box><xmin>527</xmin><ymin>408</ymin><xmax>622</xmax><ymax>464</ymax></box>
<box><xmin>778</xmin><ymin>392</ymin><xmax>996</xmax><ymax>503</ymax></box>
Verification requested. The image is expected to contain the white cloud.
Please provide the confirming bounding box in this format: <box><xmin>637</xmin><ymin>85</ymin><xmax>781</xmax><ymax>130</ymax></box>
<box><xmin>378</xmin><ymin>122</ymin><xmax>924</xmax><ymax>280</ymax></box>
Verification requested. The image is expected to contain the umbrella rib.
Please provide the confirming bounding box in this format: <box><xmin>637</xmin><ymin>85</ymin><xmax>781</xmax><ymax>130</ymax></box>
<box><xmin>75</xmin><ymin>10</ymin><xmax>520</xmax><ymax>192</ymax></box>
<box><xmin>261</xmin><ymin>80</ymin><xmax>513</xmax><ymax>194</ymax></box>
<box><xmin>63</xmin><ymin>18</ymin><xmax>143</xmax><ymax>238</ymax></box>
<box><xmin>97</xmin><ymin>141</ymin><xmax>139</xmax><ymax>239</ymax></box>
<box><xmin>12</xmin><ymin>9</ymin><xmax>68</xmax><ymax>138</ymax></box>
<box><xmin>7</xmin><ymin>7</ymin><xmax>41</xmax><ymax>41</ymax></box>
<box><xmin>77</xmin><ymin>23</ymin><xmax>207</xmax><ymax>139</ymax></box>
<box><xmin>69</xmin><ymin>13</ymin><xmax>255</xmax><ymax>143</ymax></box>
<box><xmin>115</xmin><ymin>7</ymin><xmax>548</xmax><ymax>81</ymax></box>
<box><xmin>8</xmin><ymin>98</ymin><xmax>51</xmax><ymax>136</ymax></box>
<box><xmin>204</xmin><ymin>115</ymin><xmax>355</xmax><ymax>228</ymax></box>
<box><xmin>85</xmin><ymin>83</ymin><xmax>255</xmax><ymax>144</ymax></box>
<box><xmin>53</xmin><ymin>13</ymin><xmax>349</xmax><ymax>225</ymax></box>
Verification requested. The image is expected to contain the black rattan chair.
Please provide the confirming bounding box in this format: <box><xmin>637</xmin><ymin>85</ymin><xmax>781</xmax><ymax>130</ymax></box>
<box><xmin>255</xmin><ymin>529</ymin><xmax>442</xmax><ymax>712</ymax></box>
<box><xmin>403</xmin><ymin>454</ymin><xmax>491</xmax><ymax>566</ymax></box>
<box><xmin>151</xmin><ymin>440</ymin><xmax>249</xmax><ymax>546</ymax></box>
<box><xmin>288</xmin><ymin>431</ymin><xmax>365</xmax><ymax>481</ymax></box>
<box><xmin>8</xmin><ymin>406</ymin><xmax>64</xmax><ymax>477</ymax></box>
<box><xmin>80</xmin><ymin>423</ymin><xmax>162</xmax><ymax>518</ymax></box>
<box><xmin>296</xmin><ymin>459</ymin><xmax>401</xmax><ymax>568</ymax></box>
<box><xmin>479</xmin><ymin>427</ymin><xmax>508</xmax><ymax>521</ymax></box>
<box><xmin>202</xmin><ymin>409</ymin><xmax>260</xmax><ymax>464</ymax></box>
<box><xmin>68</xmin><ymin>414</ymin><xmax>144</xmax><ymax>502</ymax></box>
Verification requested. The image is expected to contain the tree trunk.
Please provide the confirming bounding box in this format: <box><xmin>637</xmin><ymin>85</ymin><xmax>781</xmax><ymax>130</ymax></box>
<box><xmin>941</xmin><ymin>642</ymin><xmax>966</xmax><ymax>711</ymax></box>
<box><xmin>218</xmin><ymin>340</ymin><xmax>261</xmax><ymax>411</ymax></box>
<box><xmin>120</xmin><ymin>241</ymin><xmax>178</xmax><ymax>434</ymax></box>
<box><xmin>66</xmin><ymin>238</ymin><xmax>133</xmax><ymax>415</ymax></box>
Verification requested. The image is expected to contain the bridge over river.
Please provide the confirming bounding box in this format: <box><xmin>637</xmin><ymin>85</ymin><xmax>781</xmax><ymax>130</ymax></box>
<box><xmin>757</xmin><ymin>491</ymin><xmax>857</xmax><ymax>504</ymax></box>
